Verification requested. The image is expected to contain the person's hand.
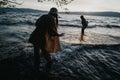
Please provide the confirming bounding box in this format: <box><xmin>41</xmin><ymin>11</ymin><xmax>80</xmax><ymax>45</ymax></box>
<box><xmin>59</xmin><ymin>33</ymin><xmax>65</xmax><ymax>36</ymax></box>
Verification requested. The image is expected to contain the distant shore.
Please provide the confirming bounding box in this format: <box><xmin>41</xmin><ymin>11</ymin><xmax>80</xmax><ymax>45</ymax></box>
<box><xmin>0</xmin><ymin>7</ymin><xmax>120</xmax><ymax>17</ymax></box>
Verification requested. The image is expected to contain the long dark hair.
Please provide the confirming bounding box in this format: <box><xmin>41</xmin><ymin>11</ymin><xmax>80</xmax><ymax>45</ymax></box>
<box><xmin>49</xmin><ymin>13</ymin><xmax>58</xmax><ymax>28</ymax></box>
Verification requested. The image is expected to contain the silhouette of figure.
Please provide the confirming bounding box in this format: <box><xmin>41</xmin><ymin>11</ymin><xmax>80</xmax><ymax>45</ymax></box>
<box><xmin>80</xmin><ymin>15</ymin><xmax>88</xmax><ymax>40</ymax></box>
<box><xmin>29</xmin><ymin>7</ymin><xmax>64</xmax><ymax>70</ymax></box>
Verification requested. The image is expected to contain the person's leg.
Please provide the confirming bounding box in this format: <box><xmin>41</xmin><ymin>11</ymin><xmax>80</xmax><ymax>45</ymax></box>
<box><xmin>81</xmin><ymin>28</ymin><xmax>84</xmax><ymax>36</ymax></box>
<box><xmin>33</xmin><ymin>45</ymin><xmax>40</xmax><ymax>70</ymax></box>
<box><xmin>42</xmin><ymin>50</ymin><xmax>52</xmax><ymax>63</ymax></box>
<box><xmin>81</xmin><ymin>28</ymin><xmax>84</xmax><ymax>41</ymax></box>
<box><xmin>41</xmin><ymin>49</ymin><xmax>53</xmax><ymax>71</ymax></box>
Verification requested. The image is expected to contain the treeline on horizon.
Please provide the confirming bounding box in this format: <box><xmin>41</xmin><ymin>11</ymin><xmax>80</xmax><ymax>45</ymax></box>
<box><xmin>0</xmin><ymin>7</ymin><xmax>120</xmax><ymax>17</ymax></box>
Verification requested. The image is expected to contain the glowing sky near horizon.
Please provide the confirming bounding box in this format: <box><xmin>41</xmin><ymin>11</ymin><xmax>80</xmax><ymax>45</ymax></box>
<box><xmin>17</xmin><ymin>0</ymin><xmax>120</xmax><ymax>12</ymax></box>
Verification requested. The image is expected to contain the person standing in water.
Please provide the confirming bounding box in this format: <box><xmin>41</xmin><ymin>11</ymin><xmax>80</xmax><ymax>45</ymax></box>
<box><xmin>29</xmin><ymin>7</ymin><xmax>64</xmax><ymax>70</ymax></box>
<box><xmin>80</xmin><ymin>15</ymin><xmax>88</xmax><ymax>40</ymax></box>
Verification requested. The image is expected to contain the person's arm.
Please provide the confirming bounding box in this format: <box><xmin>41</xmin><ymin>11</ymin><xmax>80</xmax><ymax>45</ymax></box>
<box><xmin>49</xmin><ymin>26</ymin><xmax>64</xmax><ymax>37</ymax></box>
<box><xmin>48</xmin><ymin>16</ymin><xmax>64</xmax><ymax>37</ymax></box>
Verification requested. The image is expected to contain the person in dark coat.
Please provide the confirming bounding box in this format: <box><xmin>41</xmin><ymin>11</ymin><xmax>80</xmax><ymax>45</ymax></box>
<box><xmin>29</xmin><ymin>7</ymin><xmax>64</xmax><ymax>70</ymax></box>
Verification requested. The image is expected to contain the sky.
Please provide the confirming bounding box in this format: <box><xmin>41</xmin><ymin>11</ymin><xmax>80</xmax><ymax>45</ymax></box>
<box><xmin>16</xmin><ymin>0</ymin><xmax>120</xmax><ymax>12</ymax></box>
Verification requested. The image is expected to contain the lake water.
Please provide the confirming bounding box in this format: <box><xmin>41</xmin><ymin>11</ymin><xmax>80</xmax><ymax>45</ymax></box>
<box><xmin>0</xmin><ymin>11</ymin><xmax>120</xmax><ymax>80</ymax></box>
